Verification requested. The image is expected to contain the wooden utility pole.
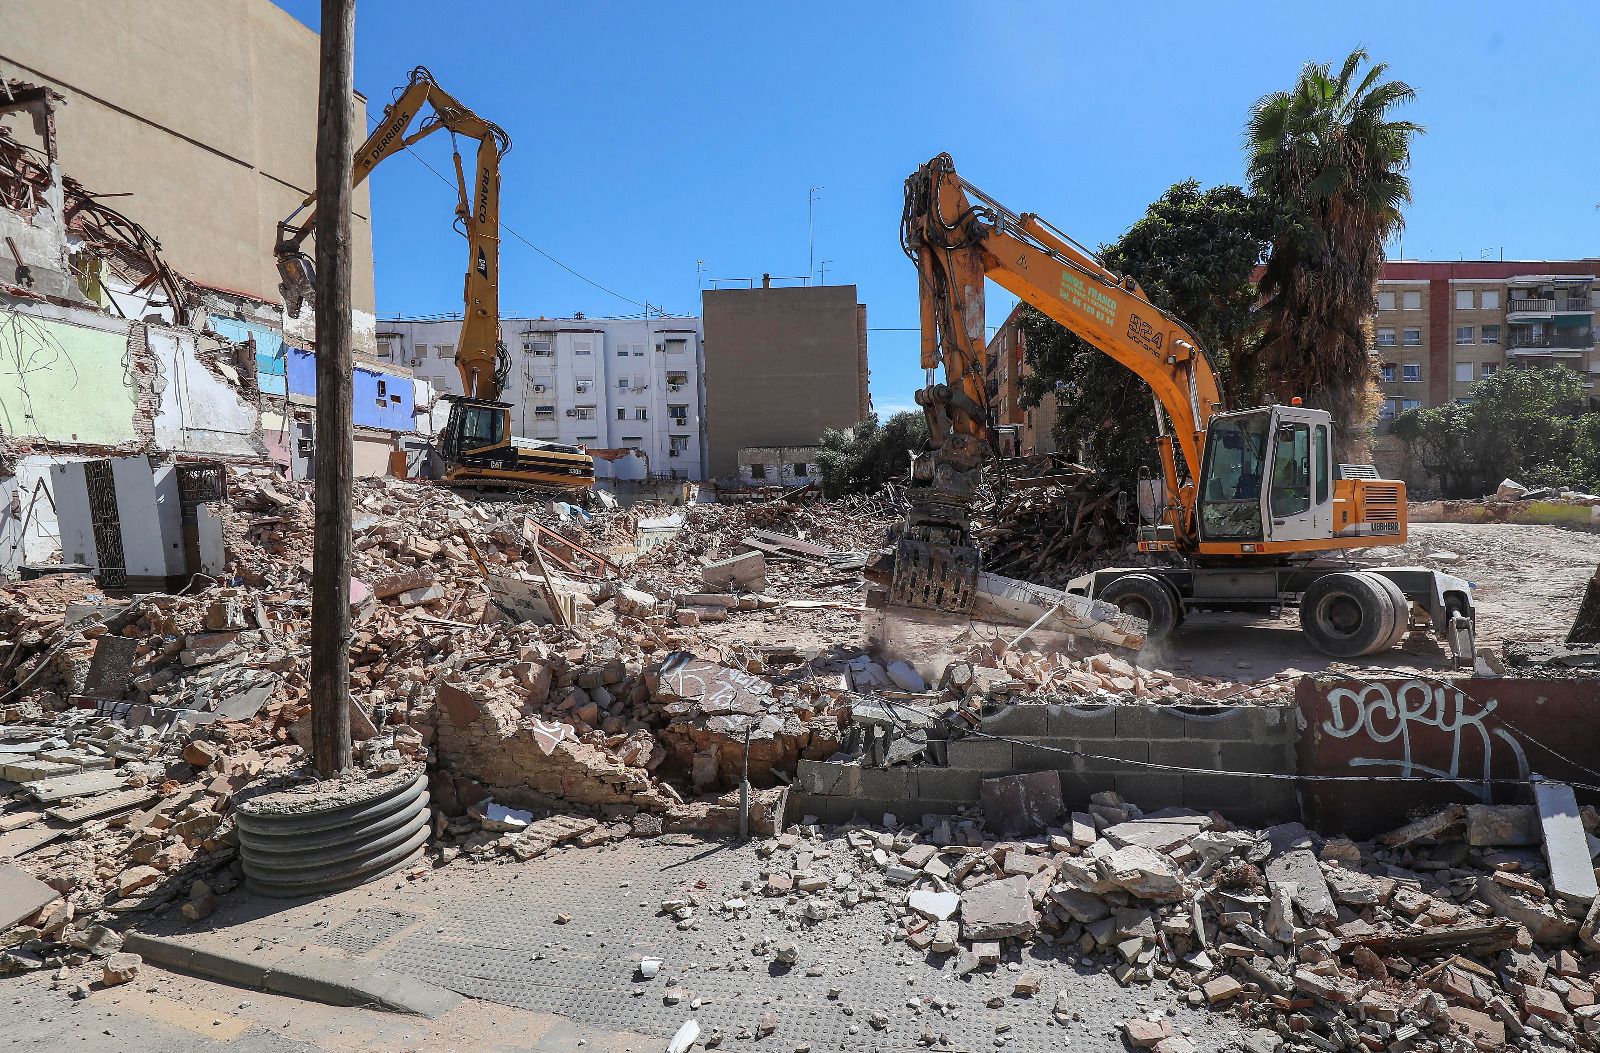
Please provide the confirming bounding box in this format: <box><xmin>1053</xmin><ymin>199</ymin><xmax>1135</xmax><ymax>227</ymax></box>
<box><xmin>309</xmin><ymin>0</ymin><xmax>357</xmax><ymax>777</ymax></box>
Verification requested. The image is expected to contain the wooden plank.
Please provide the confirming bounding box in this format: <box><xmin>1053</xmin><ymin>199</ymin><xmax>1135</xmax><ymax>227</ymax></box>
<box><xmin>748</xmin><ymin>529</ymin><xmax>832</xmax><ymax>558</ymax></box>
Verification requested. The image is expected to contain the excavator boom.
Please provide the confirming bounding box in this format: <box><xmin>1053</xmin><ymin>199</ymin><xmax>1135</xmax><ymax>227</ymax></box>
<box><xmin>273</xmin><ymin>66</ymin><xmax>592</xmax><ymax>494</ymax></box>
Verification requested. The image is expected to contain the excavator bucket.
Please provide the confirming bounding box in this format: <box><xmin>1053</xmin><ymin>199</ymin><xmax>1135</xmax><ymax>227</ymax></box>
<box><xmin>885</xmin><ymin>536</ymin><xmax>980</xmax><ymax>612</ymax></box>
<box><xmin>277</xmin><ymin>251</ymin><xmax>316</xmax><ymax>318</ymax></box>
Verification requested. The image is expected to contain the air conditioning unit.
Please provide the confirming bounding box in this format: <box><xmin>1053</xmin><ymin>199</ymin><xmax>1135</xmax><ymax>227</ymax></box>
<box><xmin>565</xmin><ymin>409</ymin><xmax>577</xmax><ymax>417</ymax></box>
<box><xmin>668</xmin><ymin>384</ymin><xmax>682</xmax><ymax>392</ymax></box>
<box><xmin>668</xmin><ymin>450</ymin><xmax>680</xmax><ymax>458</ymax></box>
<box><xmin>409</xmin><ymin>356</ymin><xmax>421</xmax><ymax>367</ymax></box>
<box><xmin>654</xmin><ymin>343</ymin><xmax>664</xmax><ymax>353</ymax></box>
<box><xmin>533</xmin><ymin>384</ymin><xmax>547</xmax><ymax>392</ymax></box>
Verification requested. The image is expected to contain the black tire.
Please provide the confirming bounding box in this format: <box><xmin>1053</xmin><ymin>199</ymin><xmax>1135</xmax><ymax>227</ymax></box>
<box><xmin>1300</xmin><ymin>571</ymin><xmax>1393</xmax><ymax>657</ymax></box>
<box><xmin>1362</xmin><ymin>572</ymin><xmax>1412</xmax><ymax>652</ymax></box>
<box><xmin>1101</xmin><ymin>573</ymin><xmax>1179</xmax><ymax>641</ymax></box>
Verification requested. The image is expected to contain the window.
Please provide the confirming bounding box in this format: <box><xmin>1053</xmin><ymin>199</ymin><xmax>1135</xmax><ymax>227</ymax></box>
<box><xmin>669</xmin><ymin>435</ymin><xmax>689</xmax><ymax>453</ymax></box>
<box><xmin>1402</xmin><ymin>398</ymin><xmax>1421</xmax><ymax>411</ymax></box>
<box><xmin>616</xmin><ymin>408</ymin><xmax>627</xmax><ymax>420</ymax></box>
<box><xmin>437</xmin><ymin>344</ymin><xmax>455</xmax><ymax>361</ymax></box>
<box><xmin>790</xmin><ymin>462</ymin><xmax>809</xmax><ymax>478</ymax></box>
<box><xmin>1402</xmin><ymin>328</ymin><xmax>1421</xmax><ymax>346</ymax></box>
<box><xmin>530</xmin><ymin>340</ymin><xmax>553</xmax><ymax>356</ymax></box>
<box><xmin>1314</xmin><ymin>424</ymin><xmax>1329</xmax><ymax>506</ymax></box>
<box><xmin>1402</xmin><ymin>364</ymin><xmax>1421</xmax><ymax>382</ymax></box>
<box><xmin>414</xmin><ymin>344</ymin><xmax>428</xmax><ymax>359</ymax></box>
<box><xmin>666</xmin><ymin>371</ymin><xmax>688</xmax><ymax>386</ymax></box>
<box><xmin>668</xmin><ymin>404</ymin><xmax>688</xmax><ymax>424</ymax></box>
<box><xmin>1376</xmin><ymin>327</ymin><xmax>1397</xmax><ymax>347</ymax></box>
<box><xmin>1379</xmin><ymin>363</ymin><xmax>1396</xmax><ymax>383</ymax></box>
<box><xmin>457</xmin><ymin>406</ymin><xmax>504</xmax><ymax>445</ymax></box>
<box><xmin>750</xmin><ymin>462</ymin><xmax>767</xmax><ymax>479</ymax></box>
<box><xmin>577</xmin><ymin>435</ymin><xmax>597</xmax><ymax>443</ymax></box>
<box><xmin>376</xmin><ymin>379</ymin><xmax>388</xmax><ymax>397</ymax></box>
<box><xmin>573</xmin><ymin>406</ymin><xmax>595</xmax><ymax>420</ymax></box>
<box><xmin>621</xmin><ymin>435</ymin><xmax>642</xmax><ymax>442</ymax></box>
<box><xmin>1269</xmin><ymin>422</ymin><xmax>1311</xmax><ymax>519</ymax></box>
<box><xmin>617</xmin><ymin>345</ymin><xmax>630</xmax><ymax>357</ymax></box>
<box><xmin>1403</xmin><ymin>291</ymin><xmax>1422</xmax><ymax>311</ymax></box>
<box><xmin>1379</xmin><ymin>398</ymin><xmax>1399</xmax><ymax>420</ymax></box>
<box><xmin>1455</xmin><ymin>326</ymin><xmax>1474</xmax><ymax>344</ymax></box>
<box><xmin>634</xmin><ymin>407</ymin><xmax>648</xmax><ymax>420</ymax></box>
<box><xmin>1482</xmin><ymin>324</ymin><xmax>1500</xmax><ymax>344</ymax></box>
<box><xmin>574</xmin><ymin>341</ymin><xmax>592</xmax><ymax>356</ymax></box>
<box><xmin>1199</xmin><ymin>411</ymin><xmax>1269</xmax><ymax>540</ymax></box>
<box><xmin>1482</xmin><ymin>290</ymin><xmax>1500</xmax><ymax>311</ymax></box>
<box><xmin>534</xmin><ymin>405</ymin><xmax>555</xmax><ymax>420</ymax></box>
<box><xmin>1455</xmin><ymin>362</ymin><xmax>1474</xmax><ymax>382</ymax></box>
<box><xmin>617</xmin><ymin>377</ymin><xmax>630</xmax><ymax>389</ymax></box>
<box><xmin>1377</xmin><ymin>291</ymin><xmax>1396</xmax><ymax>311</ymax></box>
<box><xmin>632</xmin><ymin>343</ymin><xmax>645</xmax><ymax>357</ymax></box>
<box><xmin>1481</xmin><ymin>363</ymin><xmax>1498</xmax><ymax>378</ymax></box>
<box><xmin>1456</xmin><ymin>290</ymin><xmax>1474</xmax><ymax>310</ymax></box>
<box><xmin>663</xmin><ymin>337</ymin><xmax>688</xmax><ymax>355</ymax></box>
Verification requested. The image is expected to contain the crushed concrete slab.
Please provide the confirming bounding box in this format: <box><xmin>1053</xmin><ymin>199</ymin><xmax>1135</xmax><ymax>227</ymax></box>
<box><xmin>960</xmin><ymin>875</ymin><xmax>1037</xmax><ymax>941</ymax></box>
<box><xmin>0</xmin><ymin>861</ymin><xmax>58</xmax><ymax>930</ymax></box>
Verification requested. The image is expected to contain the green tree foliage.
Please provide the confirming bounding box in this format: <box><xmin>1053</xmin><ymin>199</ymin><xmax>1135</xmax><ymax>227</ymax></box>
<box><xmin>1391</xmin><ymin>366</ymin><xmax>1596</xmax><ymax>497</ymax></box>
<box><xmin>1017</xmin><ymin>180</ymin><xmax>1274</xmax><ymax>485</ymax></box>
<box><xmin>815</xmin><ymin>411</ymin><xmax>929</xmax><ymax>496</ymax></box>
<box><xmin>1247</xmin><ymin>49</ymin><xmax>1423</xmax><ymax>456</ymax></box>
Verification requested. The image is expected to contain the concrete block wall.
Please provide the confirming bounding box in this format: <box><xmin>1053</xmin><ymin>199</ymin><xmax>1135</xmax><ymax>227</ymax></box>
<box><xmin>791</xmin><ymin>702</ymin><xmax>1299</xmax><ymax>828</ymax></box>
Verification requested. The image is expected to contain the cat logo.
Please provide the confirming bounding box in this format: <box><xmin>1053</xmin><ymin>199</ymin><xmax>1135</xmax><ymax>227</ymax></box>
<box><xmin>476</xmin><ymin>248</ymin><xmax>488</xmax><ymax>278</ymax></box>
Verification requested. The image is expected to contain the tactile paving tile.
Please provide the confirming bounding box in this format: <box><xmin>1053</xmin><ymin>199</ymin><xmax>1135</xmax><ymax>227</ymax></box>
<box><xmin>316</xmin><ymin>908</ymin><xmax>420</xmax><ymax>956</ymax></box>
<box><xmin>378</xmin><ymin>836</ymin><xmax>1235</xmax><ymax>1051</ymax></box>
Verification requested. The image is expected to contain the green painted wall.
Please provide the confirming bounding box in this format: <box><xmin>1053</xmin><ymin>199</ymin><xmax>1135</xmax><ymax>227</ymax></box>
<box><xmin>0</xmin><ymin>311</ymin><xmax>137</xmax><ymax>445</ymax></box>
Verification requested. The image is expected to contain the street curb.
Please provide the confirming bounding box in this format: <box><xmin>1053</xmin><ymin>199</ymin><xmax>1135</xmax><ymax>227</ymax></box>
<box><xmin>123</xmin><ymin>931</ymin><xmax>461</xmax><ymax>1018</ymax></box>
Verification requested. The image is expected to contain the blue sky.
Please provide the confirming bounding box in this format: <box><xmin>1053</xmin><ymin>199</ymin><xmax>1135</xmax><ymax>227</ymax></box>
<box><xmin>279</xmin><ymin>2</ymin><xmax>1600</xmax><ymax>417</ymax></box>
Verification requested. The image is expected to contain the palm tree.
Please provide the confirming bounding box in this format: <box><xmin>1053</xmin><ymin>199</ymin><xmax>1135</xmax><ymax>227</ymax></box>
<box><xmin>1247</xmin><ymin>49</ymin><xmax>1422</xmax><ymax>458</ymax></box>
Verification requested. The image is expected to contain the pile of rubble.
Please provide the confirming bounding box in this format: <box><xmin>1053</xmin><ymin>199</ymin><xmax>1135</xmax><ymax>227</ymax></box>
<box><xmin>743</xmin><ymin>777</ymin><xmax>1600</xmax><ymax>1053</ymax></box>
<box><xmin>974</xmin><ymin>472</ymin><xmax>1135</xmax><ymax>587</ymax></box>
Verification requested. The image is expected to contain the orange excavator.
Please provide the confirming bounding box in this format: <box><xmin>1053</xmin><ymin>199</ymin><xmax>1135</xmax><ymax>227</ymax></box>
<box><xmin>876</xmin><ymin>154</ymin><xmax>1474</xmax><ymax>660</ymax></box>
<box><xmin>275</xmin><ymin>67</ymin><xmax>594</xmax><ymax>493</ymax></box>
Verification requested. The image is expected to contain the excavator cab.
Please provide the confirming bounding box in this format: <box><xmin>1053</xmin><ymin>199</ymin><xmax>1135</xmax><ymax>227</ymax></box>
<box><xmin>1198</xmin><ymin>406</ymin><xmax>1330</xmax><ymax>547</ymax></box>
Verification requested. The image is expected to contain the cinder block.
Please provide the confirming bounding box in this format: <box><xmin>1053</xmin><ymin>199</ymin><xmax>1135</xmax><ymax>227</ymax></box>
<box><xmin>945</xmin><ymin>738</ymin><xmax>1015</xmax><ymax>772</ymax></box>
<box><xmin>1113</xmin><ymin>706</ymin><xmax>1154</xmax><ymax>739</ymax></box>
<box><xmin>1149</xmin><ymin>739</ymin><xmax>1222</xmax><ymax>769</ymax></box>
<box><xmin>1114</xmin><ymin>772</ymin><xmax>1186</xmax><ymax>811</ymax></box>
<box><xmin>1077</xmin><ymin>738</ymin><xmax>1149</xmax><ymax>764</ymax></box>
<box><xmin>1046</xmin><ymin>704</ymin><xmax>1115</xmax><ymax>738</ymax></box>
<box><xmin>913</xmin><ymin>768</ymin><xmax>985</xmax><ymax>802</ymax></box>
<box><xmin>858</xmin><ymin>767</ymin><xmax>911</xmax><ymax>799</ymax></box>
<box><xmin>981</xmin><ymin>705</ymin><xmax>1048</xmax><ymax>737</ymax></box>
<box><xmin>1057</xmin><ymin>769</ymin><xmax>1113</xmax><ymax>807</ymax></box>
<box><xmin>796</xmin><ymin>760</ymin><xmax>860</xmax><ymax>797</ymax></box>
<box><xmin>1186</xmin><ymin>705</ymin><xmax>1296</xmax><ymax>742</ymax></box>
<box><xmin>1012</xmin><ymin>742</ymin><xmax>1074</xmax><ymax>772</ymax></box>
<box><xmin>1216</xmin><ymin>740</ymin><xmax>1296</xmax><ymax>772</ymax></box>
<box><xmin>1182</xmin><ymin>774</ymin><xmax>1300</xmax><ymax>825</ymax></box>
<box><xmin>1144</xmin><ymin>707</ymin><xmax>1195</xmax><ymax>740</ymax></box>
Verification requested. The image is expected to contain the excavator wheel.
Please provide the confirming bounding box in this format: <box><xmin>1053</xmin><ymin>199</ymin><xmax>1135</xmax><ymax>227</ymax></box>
<box><xmin>1101</xmin><ymin>573</ymin><xmax>1179</xmax><ymax>642</ymax></box>
<box><xmin>1363</xmin><ymin>572</ymin><xmax>1413</xmax><ymax>652</ymax></box>
<box><xmin>1299</xmin><ymin>572</ymin><xmax>1396</xmax><ymax>658</ymax></box>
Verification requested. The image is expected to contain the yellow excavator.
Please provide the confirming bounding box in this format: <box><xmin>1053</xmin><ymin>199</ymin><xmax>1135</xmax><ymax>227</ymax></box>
<box><xmin>877</xmin><ymin>153</ymin><xmax>1474</xmax><ymax>660</ymax></box>
<box><xmin>275</xmin><ymin>66</ymin><xmax>594</xmax><ymax>494</ymax></box>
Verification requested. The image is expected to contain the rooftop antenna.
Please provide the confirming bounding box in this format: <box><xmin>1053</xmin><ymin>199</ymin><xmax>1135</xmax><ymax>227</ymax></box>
<box><xmin>808</xmin><ymin>186</ymin><xmax>823</xmax><ymax>284</ymax></box>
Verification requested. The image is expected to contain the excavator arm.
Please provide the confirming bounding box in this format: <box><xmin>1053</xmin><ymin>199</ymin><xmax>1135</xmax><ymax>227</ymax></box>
<box><xmin>900</xmin><ymin>154</ymin><xmax>1224</xmax><ymax>563</ymax></box>
<box><xmin>274</xmin><ymin>66</ymin><xmax>509</xmax><ymax>400</ymax></box>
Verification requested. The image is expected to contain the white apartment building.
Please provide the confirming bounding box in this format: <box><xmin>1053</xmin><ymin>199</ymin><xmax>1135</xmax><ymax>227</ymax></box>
<box><xmin>376</xmin><ymin>315</ymin><xmax>708</xmax><ymax>479</ymax></box>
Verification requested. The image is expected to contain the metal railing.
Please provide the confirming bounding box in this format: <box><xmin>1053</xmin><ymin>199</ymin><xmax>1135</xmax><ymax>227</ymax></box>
<box><xmin>1506</xmin><ymin>332</ymin><xmax>1593</xmax><ymax>351</ymax></box>
<box><xmin>1508</xmin><ymin>295</ymin><xmax>1593</xmax><ymax>314</ymax></box>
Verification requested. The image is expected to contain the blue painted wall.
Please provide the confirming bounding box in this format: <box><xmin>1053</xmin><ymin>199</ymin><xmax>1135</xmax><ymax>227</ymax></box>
<box><xmin>208</xmin><ymin>315</ymin><xmax>288</xmax><ymax>398</ymax></box>
<box><xmin>285</xmin><ymin>347</ymin><xmax>415</xmax><ymax>432</ymax></box>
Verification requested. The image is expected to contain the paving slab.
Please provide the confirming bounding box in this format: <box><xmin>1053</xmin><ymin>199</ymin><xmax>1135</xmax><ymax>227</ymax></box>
<box><xmin>1535</xmin><ymin>779</ymin><xmax>1599</xmax><ymax>906</ymax></box>
<box><xmin>0</xmin><ymin>860</ymin><xmax>58</xmax><ymax>929</ymax></box>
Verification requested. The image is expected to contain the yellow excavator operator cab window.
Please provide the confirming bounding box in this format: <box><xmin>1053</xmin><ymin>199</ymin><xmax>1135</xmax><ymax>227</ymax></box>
<box><xmin>1199</xmin><ymin>410</ymin><xmax>1271</xmax><ymax>540</ymax></box>
<box><xmin>457</xmin><ymin>405</ymin><xmax>505</xmax><ymax>447</ymax></box>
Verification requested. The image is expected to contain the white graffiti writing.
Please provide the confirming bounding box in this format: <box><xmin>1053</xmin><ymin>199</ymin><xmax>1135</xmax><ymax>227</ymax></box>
<box><xmin>660</xmin><ymin>653</ymin><xmax>771</xmax><ymax>711</ymax></box>
<box><xmin>1320</xmin><ymin>680</ymin><xmax>1527</xmax><ymax>799</ymax></box>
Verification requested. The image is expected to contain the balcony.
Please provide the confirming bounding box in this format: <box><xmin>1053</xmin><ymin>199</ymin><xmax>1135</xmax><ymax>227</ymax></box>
<box><xmin>1506</xmin><ymin>331</ymin><xmax>1593</xmax><ymax>356</ymax></box>
<box><xmin>1507</xmin><ymin>295</ymin><xmax>1593</xmax><ymax>317</ymax></box>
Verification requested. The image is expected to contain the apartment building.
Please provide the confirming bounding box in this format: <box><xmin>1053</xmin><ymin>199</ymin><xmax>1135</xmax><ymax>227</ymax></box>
<box><xmin>986</xmin><ymin>303</ymin><xmax>1058</xmax><ymax>455</ymax></box>
<box><xmin>701</xmin><ymin>283</ymin><xmax>871</xmax><ymax>479</ymax></box>
<box><xmin>1374</xmin><ymin>260</ymin><xmax>1600</xmax><ymax>419</ymax></box>
<box><xmin>376</xmin><ymin>316</ymin><xmax>707</xmax><ymax>479</ymax></box>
